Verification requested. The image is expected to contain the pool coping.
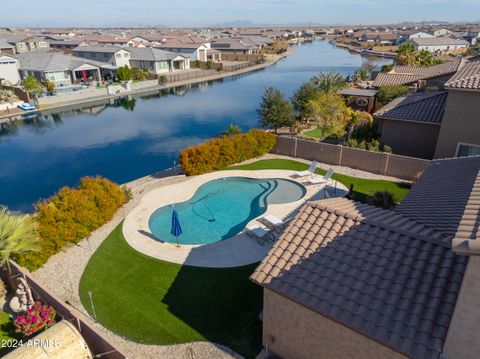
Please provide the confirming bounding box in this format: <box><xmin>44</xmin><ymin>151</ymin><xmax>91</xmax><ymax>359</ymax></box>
<box><xmin>123</xmin><ymin>170</ymin><xmax>347</xmax><ymax>268</ymax></box>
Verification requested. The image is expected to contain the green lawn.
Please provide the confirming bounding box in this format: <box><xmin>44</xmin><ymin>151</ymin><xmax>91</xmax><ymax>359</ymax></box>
<box><xmin>0</xmin><ymin>310</ymin><xmax>19</xmax><ymax>356</ymax></box>
<box><xmin>302</xmin><ymin>127</ymin><xmax>324</xmax><ymax>139</ymax></box>
<box><xmin>79</xmin><ymin>224</ymin><xmax>263</xmax><ymax>358</ymax></box>
<box><xmin>228</xmin><ymin>159</ymin><xmax>411</xmax><ymax>203</ymax></box>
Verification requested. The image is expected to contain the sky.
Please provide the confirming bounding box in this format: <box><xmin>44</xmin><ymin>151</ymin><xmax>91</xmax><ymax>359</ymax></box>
<box><xmin>1</xmin><ymin>0</ymin><xmax>479</xmax><ymax>28</ymax></box>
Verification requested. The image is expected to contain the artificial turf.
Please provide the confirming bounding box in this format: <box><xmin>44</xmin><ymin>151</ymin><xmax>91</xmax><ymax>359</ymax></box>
<box><xmin>228</xmin><ymin>158</ymin><xmax>411</xmax><ymax>203</ymax></box>
<box><xmin>79</xmin><ymin>224</ymin><xmax>263</xmax><ymax>358</ymax></box>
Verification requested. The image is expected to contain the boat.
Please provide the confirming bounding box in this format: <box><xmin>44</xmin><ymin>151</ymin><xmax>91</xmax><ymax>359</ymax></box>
<box><xmin>18</xmin><ymin>103</ymin><xmax>36</xmax><ymax>111</ymax></box>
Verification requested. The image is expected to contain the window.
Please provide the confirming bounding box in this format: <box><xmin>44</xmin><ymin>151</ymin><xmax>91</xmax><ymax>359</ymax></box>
<box><xmin>116</xmin><ymin>53</ymin><xmax>121</xmax><ymax>58</ymax></box>
<box><xmin>157</xmin><ymin>61</ymin><xmax>168</xmax><ymax>69</ymax></box>
<box><xmin>103</xmin><ymin>53</ymin><xmax>109</xmax><ymax>58</ymax></box>
<box><xmin>92</xmin><ymin>53</ymin><xmax>96</xmax><ymax>58</ymax></box>
<box><xmin>457</xmin><ymin>143</ymin><xmax>480</xmax><ymax>157</ymax></box>
<box><xmin>124</xmin><ymin>53</ymin><xmax>129</xmax><ymax>57</ymax></box>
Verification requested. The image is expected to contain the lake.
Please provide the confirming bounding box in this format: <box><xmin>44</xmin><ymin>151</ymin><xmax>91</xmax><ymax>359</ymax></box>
<box><xmin>0</xmin><ymin>40</ymin><xmax>391</xmax><ymax>212</ymax></box>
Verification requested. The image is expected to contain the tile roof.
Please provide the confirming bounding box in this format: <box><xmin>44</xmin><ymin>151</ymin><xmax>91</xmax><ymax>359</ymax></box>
<box><xmin>397</xmin><ymin>156</ymin><xmax>480</xmax><ymax>246</ymax></box>
<box><xmin>374</xmin><ymin>91</ymin><xmax>448</xmax><ymax>124</ymax></box>
<box><xmin>444</xmin><ymin>59</ymin><xmax>480</xmax><ymax>90</ymax></box>
<box><xmin>127</xmin><ymin>47</ymin><xmax>184</xmax><ymax>61</ymax></box>
<box><xmin>373</xmin><ymin>59</ymin><xmax>463</xmax><ymax>87</ymax></box>
<box><xmin>251</xmin><ymin>197</ymin><xmax>467</xmax><ymax>359</ymax></box>
<box><xmin>14</xmin><ymin>50</ymin><xmax>107</xmax><ymax>71</ymax></box>
<box><xmin>411</xmin><ymin>37</ymin><xmax>470</xmax><ymax>47</ymax></box>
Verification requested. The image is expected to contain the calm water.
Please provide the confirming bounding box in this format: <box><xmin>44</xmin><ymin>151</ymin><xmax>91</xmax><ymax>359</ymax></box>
<box><xmin>0</xmin><ymin>41</ymin><xmax>391</xmax><ymax>212</ymax></box>
<box><xmin>148</xmin><ymin>177</ymin><xmax>306</xmax><ymax>245</ymax></box>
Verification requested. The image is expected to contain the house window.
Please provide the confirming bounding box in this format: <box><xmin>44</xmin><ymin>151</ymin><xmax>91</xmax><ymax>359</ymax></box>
<box><xmin>92</xmin><ymin>53</ymin><xmax>97</xmax><ymax>58</ymax></box>
<box><xmin>116</xmin><ymin>53</ymin><xmax>121</xmax><ymax>58</ymax></box>
<box><xmin>124</xmin><ymin>53</ymin><xmax>129</xmax><ymax>57</ymax></box>
<box><xmin>457</xmin><ymin>143</ymin><xmax>480</xmax><ymax>157</ymax></box>
<box><xmin>157</xmin><ymin>61</ymin><xmax>168</xmax><ymax>69</ymax></box>
<box><xmin>103</xmin><ymin>53</ymin><xmax>109</xmax><ymax>58</ymax></box>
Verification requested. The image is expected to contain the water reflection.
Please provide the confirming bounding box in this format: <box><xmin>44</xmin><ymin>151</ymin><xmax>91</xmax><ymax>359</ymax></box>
<box><xmin>0</xmin><ymin>41</ymin><xmax>392</xmax><ymax>212</ymax></box>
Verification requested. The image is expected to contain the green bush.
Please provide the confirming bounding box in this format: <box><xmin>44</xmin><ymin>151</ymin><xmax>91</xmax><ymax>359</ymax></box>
<box><xmin>116</xmin><ymin>66</ymin><xmax>132</xmax><ymax>81</ymax></box>
<box><xmin>377</xmin><ymin>85</ymin><xmax>408</xmax><ymax>106</ymax></box>
<box><xmin>344</xmin><ymin>138</ymin><xmax>392</xmax><ymax>153</ymax></box>
<box><xmin>15</xmin><ymin>177</ymin><xmax>130</xmax><ymax>271</ymax></box>
<box><xmin>180</xmin><ymin>129</ymin><xmax>276</xmax><ymax>175</ymax></box>
<box><xmin>367</xmin><ymin>190</ymin><xmax>396</xmax><ymax>209</ymax></box>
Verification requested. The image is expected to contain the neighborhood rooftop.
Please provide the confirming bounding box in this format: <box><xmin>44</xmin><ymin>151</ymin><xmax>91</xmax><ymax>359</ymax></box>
<box><xmin>444</xmin><ymin>58</ymin><xmax>480</xmax><ymax>90</ymax></box>
<box><xmin>374</xmin><ymin>91</ymin><xmax>448</xmax><ymax>124</ymax></box>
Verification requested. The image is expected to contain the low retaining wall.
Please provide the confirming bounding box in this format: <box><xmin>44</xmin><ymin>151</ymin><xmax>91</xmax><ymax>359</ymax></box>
<box><xmin>272</xmin><ymin>136</ymin><xmax>430</xmax><ymax>181</ymax></box>
<box><xmin>1</xmin><ymin>261</ymin><xmax>126</xmax><ymax>359</ymax></box>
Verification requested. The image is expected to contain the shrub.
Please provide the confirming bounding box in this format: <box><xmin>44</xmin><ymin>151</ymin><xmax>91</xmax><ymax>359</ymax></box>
<box><xmin>367</xmin><ymin>191</ymin><xmax>396</xmax><ymax>209</ymax></box>
<box><xmin>15</xmin><ymin>177</ymin><xmax>130</xmax><ymax>271</ymax></box>
<box><xmin>14</xmin><ymin>301</ymin><xmax>56</xmax><ymax>336</ymax></box>
<box><xmin>206</xmin><ymin>60</ymin><xmax>213</xmax><ymax>70</ymax></box>
<box><xmin>116</xmin><ymin>66</ymin><xmax>132</xmax><ymax>81</ymax></box>
<box><xmin>377</xmin><ymin>85</ymin><xmax>408</xmax><ymax>106</ymax></box>
<box><xmin>180</xmin><ymin>129</ymin><xmax>276</xmax><ymax>175</ymax></box>
<box><xmin>344</xmin><ymin>138</ymin><xmax>392</xmax><ymax>153</ymax></box>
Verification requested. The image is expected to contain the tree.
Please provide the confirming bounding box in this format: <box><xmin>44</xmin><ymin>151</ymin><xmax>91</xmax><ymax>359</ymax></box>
<box><xmin>131</xmin><ymin>67</ymin><xmax>149</xmax><ymax>81</ymax></box>
<box><xmin>396</xmin><ymin>42</ymin><xmax>417</xmax><ymax>66</ymax></box>
<box><xmin>346</xmin><ymin>109</ymin><xmax>373</xmax><ymax>140</ymax></box>
<box><xmin>116</xmin><ymin>65</ymin><xmax>132</xmax><ymax>81</ymax></box>
<box><xmin>381</xmin><ymin>64</ymin><xmax>394</xmax><ymax>73</ymax></box>
<box><xmin>222</xmin><ymin>124</ymin><xmax>242</xmax><ymax>136</ymax></box>
<box><xmin>21</xmin><ymin>76</ymin><xmax>44</xmax><ymax>99</ymax></box>
<box><xmin>352</xmin><ymin>66</ymin><xmax>370</xmax><ymax>83</ymax></box>
<box><xmin>306</xmin><ymin>93</ymin><xmax>348</xmax><ymax>139</ymax></box>
<box><xmin>0</xmin><ymin>207</ymin><xmax>39</xmax><ymax>269</ymax></box>
<box><xmin>311</xmin><ymin>71</ymin><xmax>347</xmax><ymax>93</ymax></box>
<box><xmin>257</xmin><ymin>87</ymin><xmax>293</xmax><ymax>133</ymax></box>
<box><xmin>291</xmin><ymin>82</ymin><xmax>321</xmax><ymax>121</ymax></box>
<box><xmin>43</xmin><ymin>79</ymin><xmax>56</xmax><ymax>95</ymax></box>
<box><xmin>377</xmin><ymin>85</ymin><xmax>409</xmax><ymax>106</ymax></box>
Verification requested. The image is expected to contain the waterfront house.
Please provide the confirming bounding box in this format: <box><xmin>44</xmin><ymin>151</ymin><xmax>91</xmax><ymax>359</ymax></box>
<box><xmin>251</xmin><ymin>155</ymin><xmax>480</xmax><ymax>359</ymax></box>
<box><xmin>466</xmin><ymin>27</ymin><xmax>480</xmax><ymax>44</ymax></box>
<box><xmin>0</xmin><ymin>35</ymin><xmax>50</xmax><ymax>54</ymax></box>
<box><xmin>211</xmin><ymin>38</ymin><xmax>261</xmax><ymax>54</ymax></box>
<box><xmin>155</xmin><ymin>41</ymin><xmax>209</xmax><ymax>62</ymax></box>
<box><xmin>375</xmin><ymin>58</ymin><xmax>480</xmax><ymax>159</ymax></box>
<box><xmin>0</xmin><ymin>39</ymin><xmax>16</xmax><ymax>55</ymax></box>
<box><xmin>410</xmin><ymin>37</ymin><xmax>470</xmax><ymax>53</ymax></box>
<box><xmin>434</xmin><ymin>59</ymin><xmax>480</xmax><ymax>158</ymax></box>
<box><xmin>375</xmin><ymin>91</ymin><xmax>448</xmax><ymax>159</ymax></box>
<box><xmin>373</xmin><ymin>58</ymin><xmax>463</xmax><ymax>89</ymax></box>
<box><xmin>127</xmin><ymin>47</ymin><xmax>190</xmax><ymax>74</ymax></box>
<box><xmin>0</xmin><ymin>53</ymin><xmax>21</xmax><ymax>85</ymax></box>
<box><xmin>72</xmin><ymin>45</ymin><xmax>131</xmax><ymax>68</ymax></box>
<box><xmin>15</xmin><ymin>50</ymin><xmax>108</xmax><ymax>86</ymax></box>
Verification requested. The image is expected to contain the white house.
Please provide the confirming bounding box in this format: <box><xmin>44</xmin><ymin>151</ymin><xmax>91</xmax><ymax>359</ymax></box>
<box><xmin>155</xmin><ymin>42</ymin><xmax>208</xmax><ymax>62</ymax></box>
<box><xmin>72</xmin><ymin>46</ymin><xmax>131</xmax><ymax>67</ymax></box>
<box><xmin>409</xmin><ymin>31</ymin><xmax>435</xmax><ymax>39</ymax></box>
<box><xmin>0</xmin><ymin>53</ymin><xmax>20</xmax><ymax>85</ymax></box>
<box><xmin>410</xmin><ymin>37</ymin><xmax>470</xmax><ymax>52</ymax></box>
<box><xmin>433</xmin><ymin>29</ymin><xmax>452</xmax><ymax>37</ymax></box>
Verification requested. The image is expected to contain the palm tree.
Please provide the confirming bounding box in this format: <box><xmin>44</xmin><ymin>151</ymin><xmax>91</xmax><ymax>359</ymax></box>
<box><xmin>367</xmin><ymin>191</ymin><xmax>396</xmax><ymax>210</ymax></box>
<box><xmin>396</xmin><ymin>42</ymin><xmax>417</xmax><ymax>66</ymax></box>
<box><xmin>346</xmin><ymin>109</ymin><xmax>373</xmax><ymax>140</ymax></box>
<box><xmin>311</xmin><ymin>71</ymin><xmax>347</xmax><ymax>94</ymax></box>
<box><xmin>0</xmin><ymin>207</ymin><xmax>40</xmax><ymax>270</ymax></box>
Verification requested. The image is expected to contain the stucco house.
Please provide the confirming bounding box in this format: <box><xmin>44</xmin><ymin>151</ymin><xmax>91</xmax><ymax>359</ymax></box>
<box><xmin>0</xmin><ymin>53</ymin><xmax>21</xmax><ymax>85</ymax></box>
<box><xmin>0</xmin><ymin>35</ymin><xmax>50</xmax><ymax>54</ymax></box>
<box><xmin>155</xmin><ymin>41</ymin><xmax>209</xmax><ymax>62</ymax></box>
<box><xmin>15</xmin><ymin>51</ymin><xmax>108</xmax><ymax>86</ymax></box>
<box><xmin>434</xmin><ymin>59</ymin><xmax>480</xmax><ymax>158</ymax></box>
<box><xmin>127</xmin><ymin>47</ymin><xmax>190</xmax><ymax>74</ymax></box>
<box><xmin>410</xmin><ymin>37</ymin><xmax>470</xmax><ymax>53</ymax></box>
<box><xmin>72</xmin><ymin>46</ymin><xmax>131</xmax><ymax>68</ymax></box>
<box><xmin>251</xmin><ymin>155</ymin><xmax>480</xmax><ymax>359</ymax></box>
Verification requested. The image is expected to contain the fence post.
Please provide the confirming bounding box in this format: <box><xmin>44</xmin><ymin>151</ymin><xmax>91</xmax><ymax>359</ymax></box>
<box><xmin>338</xmin><ymin>145</ymin><xmax>343</xmax><ymax>166</ymax></box>
<box><xmin>384</xmin><ymin>152</ymin><xmax>390</xmax><ymax>175</ymax></box>
<box><xmin>294</xmin><ymin>137</ymin><xmax>298</xmax><ymax>158</ymax></box>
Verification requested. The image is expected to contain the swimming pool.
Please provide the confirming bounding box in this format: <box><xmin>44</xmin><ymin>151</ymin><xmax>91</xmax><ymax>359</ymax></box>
<box><xmin>148</xmin><ymin>177</ymin><xmax>306</xmax><ymax>245</ymax></box>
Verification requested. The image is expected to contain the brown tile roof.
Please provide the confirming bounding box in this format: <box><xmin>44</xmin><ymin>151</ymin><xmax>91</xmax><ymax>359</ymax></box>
<box><xmin>374</xmin><ymin>91</ymin><xmax>448</xmax><ymax>124</ymax></box>
<box><xmin>373</xmin><ymin>59</ymin><xmax>463</xmax><ymax>87</ymax></box>
<box><xmin>251</xmin><ymin>197</ymin><xmax>467</xmax><ymax>359</ymax></box>
<box><xmin>444</xmin><ymin>59</ymin><xmax>480</xmax><ymax>90</ymax></box>
<box><xmin>397</xmin><ymin>156</ymin><xmax>480</xmax><ymax>247</ymax></box>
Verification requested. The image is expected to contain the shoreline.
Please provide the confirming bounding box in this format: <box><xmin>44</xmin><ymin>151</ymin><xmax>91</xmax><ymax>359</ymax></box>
<box><xmin>0</xmin><ymin>50</ymin><xmax>292</xmax><ymax>122</ymax></box>
<box><xmin>330</xmin><ymin>39</ymin><xmax>397</xmax><ymax>59</ymax></box>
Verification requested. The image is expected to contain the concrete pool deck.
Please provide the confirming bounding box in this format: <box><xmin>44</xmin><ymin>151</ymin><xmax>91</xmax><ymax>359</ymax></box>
<box><xmin>123</xmin><ymin>169</ymin><xmax>347</xmax><ymax>267</ymax></box>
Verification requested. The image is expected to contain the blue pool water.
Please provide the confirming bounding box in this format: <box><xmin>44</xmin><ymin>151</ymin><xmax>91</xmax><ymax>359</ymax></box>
<box><xmin>148</xmin><ymin>177</ymin><xmax>306</xmax><ymax>245</ymax></box>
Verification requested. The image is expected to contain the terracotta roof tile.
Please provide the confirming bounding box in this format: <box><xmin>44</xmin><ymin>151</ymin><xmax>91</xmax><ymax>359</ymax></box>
<box><xmin>251</xmin><ymin>197</ymin><xmax>468</xmax><ymax>359</ymax></box>
<box><xmin>444</xmin><ymin>59</ymin><xmax>480</xmax><ymax>90</ymax></box>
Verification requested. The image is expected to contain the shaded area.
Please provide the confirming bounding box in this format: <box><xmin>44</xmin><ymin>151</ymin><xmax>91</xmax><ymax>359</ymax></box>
<box><xmin>228</xmin><ymin>158</ymin><xmax>411</xmax><ymax>204</ymax></box>
<box><xmin>79</xmin><ymin>223</ymin><xmax>263</xmax><ymax>358</ymax></box>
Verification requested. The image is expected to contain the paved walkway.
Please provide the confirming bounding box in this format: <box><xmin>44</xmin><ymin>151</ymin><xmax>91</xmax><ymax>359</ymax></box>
<box><xmin>123</xmin><ymin>169</ymin><xmax>347</xmax><ymax>267</ymax></box>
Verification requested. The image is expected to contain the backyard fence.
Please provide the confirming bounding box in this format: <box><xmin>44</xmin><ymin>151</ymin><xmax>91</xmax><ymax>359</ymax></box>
<box><xmin>1</xmin><ymin>262</ymin><xmax>127</xmax><ymax>359</ymax></box>
<box><xmin>272</xmin><ymin>136</ymin><xmax>431</xmax><ymax>181</ymax></box>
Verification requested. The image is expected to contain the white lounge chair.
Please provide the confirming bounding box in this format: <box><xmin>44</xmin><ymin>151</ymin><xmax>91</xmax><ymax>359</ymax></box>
<box><xmin>246</xmin><ymin>224</ymin><xmax>273</xmax><ymax>245</ymax></box>
<box><xmin>263</xmin><ymin>214</ymin><xmax>284</xmax><ymax>227</ymax></box>
<box><xmin>308</xmin><ymin>168</ymin><xmax>335</xmax><ymax>186</ymax></box>
<box><xmin>295</xmin><ymin>161</ymin><xmax>318</xmax><ymax>178</ymax></box>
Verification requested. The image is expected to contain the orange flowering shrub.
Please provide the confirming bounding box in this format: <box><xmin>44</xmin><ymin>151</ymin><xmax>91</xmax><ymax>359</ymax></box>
<box><xmin>16</xmin><ymin>177</ymin><xmax>130</xmax><ymax>271</ymax></box>
<box><xmin>180</xmin><ymin>129</ymin><xmax>276</xmax><ymax>175</ymax></box>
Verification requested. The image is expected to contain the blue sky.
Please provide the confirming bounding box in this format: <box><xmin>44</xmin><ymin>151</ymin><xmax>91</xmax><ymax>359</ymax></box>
<box><xmin>2</xmin><ymin>0</ymin><xmax>479</xmax><ymax>27</ymax></box>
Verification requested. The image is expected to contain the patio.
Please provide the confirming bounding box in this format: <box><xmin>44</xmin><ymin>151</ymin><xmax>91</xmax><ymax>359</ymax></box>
<box><xmin>122</xmin><ymin>169</ymin><xmax>348</xmax><ymax>267</ymax></box>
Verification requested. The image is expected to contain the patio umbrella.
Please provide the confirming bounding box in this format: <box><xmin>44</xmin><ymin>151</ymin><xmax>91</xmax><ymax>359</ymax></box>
<box><xmin>171</xmin><ymin>210</ymin><xmax>183</xmax><ymax>247</ymax></box>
